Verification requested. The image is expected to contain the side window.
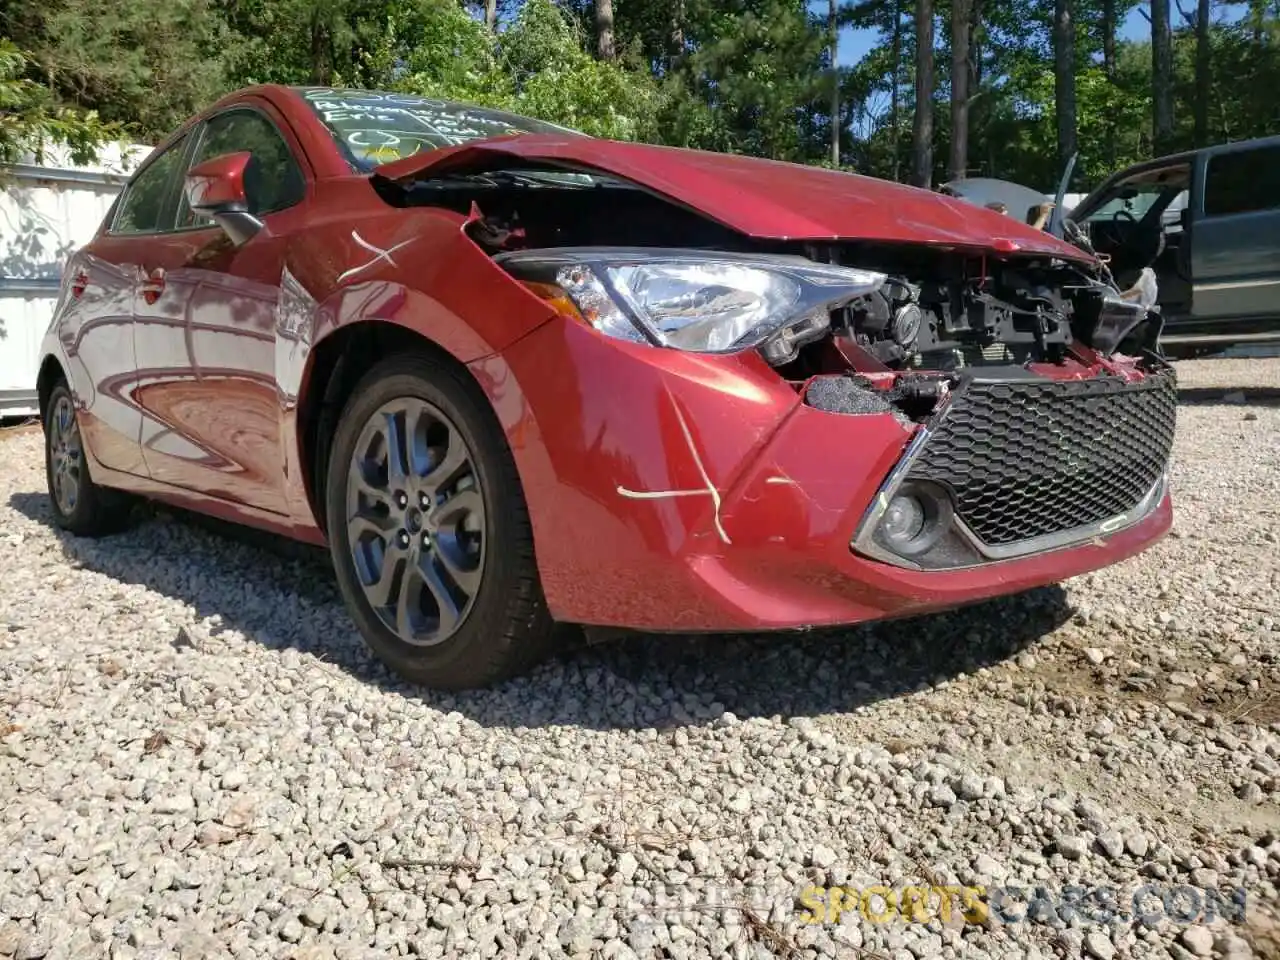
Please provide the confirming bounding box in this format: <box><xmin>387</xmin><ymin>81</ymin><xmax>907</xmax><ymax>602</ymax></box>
<box><xmin>1203</xmin><ymin>146</ymin><xmax>1280</xmax><ymax>217</ymax></box>
<box><xmin>177</xmin><ymin>110</ymin><xmax>305</xmax><ymax>228</ymax></box>
<box><xmin>112</xmin><ymin>135</ymin><xmax>189</xmax><ymax>234</ymax></box>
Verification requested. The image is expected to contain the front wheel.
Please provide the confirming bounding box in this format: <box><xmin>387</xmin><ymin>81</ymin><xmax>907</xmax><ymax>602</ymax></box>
<box><xmin>325</xmin><ymin>354</ymin><xmax>554</xmax><ymax>690</ymax></box>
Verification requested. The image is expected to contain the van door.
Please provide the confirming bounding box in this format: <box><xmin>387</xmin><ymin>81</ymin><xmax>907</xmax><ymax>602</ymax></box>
<box><xmin>1191</xmin><ymin>141</ymin><xmax>1280</xmax><ymax>325</ymax></box>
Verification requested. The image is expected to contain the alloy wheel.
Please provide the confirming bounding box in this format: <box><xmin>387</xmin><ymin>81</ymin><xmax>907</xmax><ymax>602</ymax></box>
<box><xmin>345</xmin><ymin>398</ymin><xmax>486</xmax><ymax>646</ymax></box>
<box><xmin>49</xmin><ymin>395</ymin><xmax>83</xmax><ymax>516</ymax></box>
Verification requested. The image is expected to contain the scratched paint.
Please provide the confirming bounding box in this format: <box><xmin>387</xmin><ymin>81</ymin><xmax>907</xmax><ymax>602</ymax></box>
<box><xmin>336</xmin><ymin>231</ymin><xmax>416</xmax><ymax>283</ymax></box>
<box><xmin>615</xmin><ymin>395</ymin><xmax>733</xmax><ymax>545</ymax></box>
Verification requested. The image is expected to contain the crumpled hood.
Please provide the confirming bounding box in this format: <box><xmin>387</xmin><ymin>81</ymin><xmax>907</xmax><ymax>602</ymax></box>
<box><xmin>373</xmin><ymin>134</ymin><xmax>1094</xmax><ymax>263</ymax></box>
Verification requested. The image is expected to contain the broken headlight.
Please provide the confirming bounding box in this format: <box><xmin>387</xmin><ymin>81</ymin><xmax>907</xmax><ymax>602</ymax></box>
<box><xmin>497</xmin><ymin>248</ymin><xmax>885</xmax><ymax>362</ymax></box>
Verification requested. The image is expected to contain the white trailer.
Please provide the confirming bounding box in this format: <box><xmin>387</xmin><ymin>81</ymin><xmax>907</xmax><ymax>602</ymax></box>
<box><xmin>0</xmin><ymin>142</ymin><xmax>147</xmax><ymax>418</ymax></box>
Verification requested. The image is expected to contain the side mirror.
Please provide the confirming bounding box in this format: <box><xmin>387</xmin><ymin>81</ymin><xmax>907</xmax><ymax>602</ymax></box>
<box><xmin>184</xmin><ymin>151</ymin><xmax>262</xmax><ymax>246</ymax></box>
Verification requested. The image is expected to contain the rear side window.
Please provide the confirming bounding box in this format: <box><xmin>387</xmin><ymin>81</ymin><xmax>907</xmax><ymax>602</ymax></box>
<box><xmin>1203</xmin><ymin>145</ymin><xmax>1280</xmax><ymax>217</ymax></box>
<box><xmin>112</xmin><ymin>135</ymin><xmax>189</xmax><ymax>234</ymax></box>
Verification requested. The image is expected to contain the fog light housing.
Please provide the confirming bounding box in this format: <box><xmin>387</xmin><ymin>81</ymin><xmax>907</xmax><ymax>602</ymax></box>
<box><xmin>874</xmin><ymin>482</ymin><xmax>952</xmax><ymax>557</ymax></box>
<box><xmin>883</xmin><ymin>494</ymin><xmax>925</xmax><ymax>542</ymax></box>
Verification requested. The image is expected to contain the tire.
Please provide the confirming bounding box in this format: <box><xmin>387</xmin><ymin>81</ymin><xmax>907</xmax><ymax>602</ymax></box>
<box><xmin>43</xmin><ymin>381</ymin><xmax>133</xmax><ymax>536</ymax></box>
<box><xmin>324</xmin><ymin>352</ymin><xmax>554</xmax><ymax>690</ymax></box>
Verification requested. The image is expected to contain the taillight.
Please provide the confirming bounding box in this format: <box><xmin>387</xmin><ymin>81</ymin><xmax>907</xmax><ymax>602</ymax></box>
<box><xmin>70</xmin><ymin>271</ymin><xmax>89</xmax><ymax>299</ymax></box>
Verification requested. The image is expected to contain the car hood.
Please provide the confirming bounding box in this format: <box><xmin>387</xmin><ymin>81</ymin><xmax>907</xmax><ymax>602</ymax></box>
<box><xmin>373</xmin><ymin>135</ymin><xmax>1094</xmax><ymax>263</ymax></box>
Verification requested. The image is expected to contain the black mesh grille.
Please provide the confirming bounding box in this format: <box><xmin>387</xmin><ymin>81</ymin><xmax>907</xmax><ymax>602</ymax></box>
<box><xmin>903</xmin><ymin>367</ymin><xmax>1177</xmax><ymax>546</ymax></box>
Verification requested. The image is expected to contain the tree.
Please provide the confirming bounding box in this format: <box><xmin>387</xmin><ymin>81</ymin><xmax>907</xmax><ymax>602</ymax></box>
<box><xmin>1152</xmin><ymin>0</ymin><xmax>1175</xmax><ymax>152</ymax></box>
<box><xmin>4</xmin><ymin>0</ymin><xmax>232</xmax><ymax>142</ymax></box>
<box><xmin>1100</xmin><ymin>0</ymin><xmax>1118</xmax><ymax>165</ymax></box>
<box><xmin>1054</xmin><ymin>0</ymin><xmax>1077</xmax><ymax>173</ymax></box>
<box><xmin>595</xmin><ymin>0</ymin><xmax>616</xmax><ymax>60</ymax></box>
<box><xmin>1193</xmin><ymin>0</ymin><xmax>1210</xmax><ymax>145</ymax></box>
<box><xmin>912</xmin><ymin>0</ymin><xmax>935</xmax><ymax>186</ymax></box>
<box><xmin>830</xmin><ymin>0</ymin><xmax>840</xmax><ymax>164</ymax></box>
<box><xmin>891</xmin><ymin>0</ymin><xmax>904</xmax><ymax>180</ymax></box>
<box><xmin>2</xmin><ymin>0</ymin><xmax>1275</xmax><ymax>189</ymax></box>
<box><xmin>0</xmin><ymin>39</ymin><xmax>117</xmax><ymax>164</ymax></box>
<box><xmin>949</xmin><ymin>0</ymin><xmax>973</xmax><ymax>179</ymax></box>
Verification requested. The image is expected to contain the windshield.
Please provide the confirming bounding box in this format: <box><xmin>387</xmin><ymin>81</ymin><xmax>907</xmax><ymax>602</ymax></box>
<box><xmin>1081</xmin><ymin>164</ymin><xmax>1191</xmax><ymax>223</ymax></box>
<box><xmin>296</xmin><ymin>88</ymin><xmax>579</xmax><ymax>171</ymax></box>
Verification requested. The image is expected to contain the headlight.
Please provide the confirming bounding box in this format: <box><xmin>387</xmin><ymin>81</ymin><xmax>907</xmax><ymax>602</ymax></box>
<box><xmin>498</xmin><ymin>248</ymin><xmax>885</xmax><ymax>361</ymax></box>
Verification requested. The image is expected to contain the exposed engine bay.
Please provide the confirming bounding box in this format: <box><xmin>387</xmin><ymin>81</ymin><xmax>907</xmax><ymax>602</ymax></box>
<box><xmin>797</xmin><ymin>245</ymin><xmax>1144</xmax><ymax>372</ymax></box>
<box><xmin>381</xmin><ymin>166</ymin><xmax>1162</xmax><ymax>384</ymax></box>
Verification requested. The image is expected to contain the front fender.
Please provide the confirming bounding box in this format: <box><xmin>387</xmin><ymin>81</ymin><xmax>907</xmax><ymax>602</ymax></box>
<box><xmin>281</xmin><ymin>207</ymin><xmax>560</xmax><ymax>530</ymax></box>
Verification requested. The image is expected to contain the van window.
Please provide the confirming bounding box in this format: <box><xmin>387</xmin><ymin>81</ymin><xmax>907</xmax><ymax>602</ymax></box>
<box><xmin>1203</xmin><ymin>145</ymin><xmax>1280</xmax><ymax>217</ymax></box>
<box><xmin>1081</xmin><ymin>164</ymin><xmax>1189</xmax><ymax>224</ymax></box>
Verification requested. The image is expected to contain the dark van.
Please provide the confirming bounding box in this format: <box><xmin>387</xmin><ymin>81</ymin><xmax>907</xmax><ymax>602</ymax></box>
<box><xmin>1069</xmin><ymin>136</ymin><xmax>1280</xmax><ymax>357</ymax></box>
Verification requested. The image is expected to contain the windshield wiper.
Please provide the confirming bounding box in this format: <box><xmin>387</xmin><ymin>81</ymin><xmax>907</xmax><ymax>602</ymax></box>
<box><xmin>409</xmin><ymin>170</ymin><xmax>600</xmax><ymax>190</ymax></box>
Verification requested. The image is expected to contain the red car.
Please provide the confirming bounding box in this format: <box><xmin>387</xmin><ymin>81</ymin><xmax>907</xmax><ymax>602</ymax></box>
<box><xmin>38</xmin><ymin>86</ymin><xmax>1177</xmax><ymax>689</ymax></box>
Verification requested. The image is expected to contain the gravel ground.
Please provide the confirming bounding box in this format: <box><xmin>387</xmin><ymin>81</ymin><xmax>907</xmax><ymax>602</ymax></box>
<box><xmin>1</xmin><ymin>357</ymin><xmax>1278</xmax><ymax>960</ymax></box>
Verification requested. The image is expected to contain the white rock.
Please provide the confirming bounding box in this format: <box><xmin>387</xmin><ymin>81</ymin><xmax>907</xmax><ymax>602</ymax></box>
<box><xmin>1083</xmin><ymin>931</ymin><xmax>1115</xmax><ymax>960</ymax></box>
<box><xmin>1097</xmin><ymin>831</ymin><xmax>1124</xmax><ymax>859</ymax></box>
<box><xmin>1179</xmin><ymin>925</ymin><xmax>1214</xmax><ymax>957</ymax></box>
<box><xmin>809</xmin><ymin>844</ymin><xmax>838</xmax><ymax>869</ymax></box>
<box><xmin>151</xmin><ymin>794</ymin><xmax>194</xmax><ymax>815</ymax></box>
<box><xmin>1055</xmin><ymin>835</ymin><xmax>1087</xmax><ymax>860</ymax></box>
<box><xmin>956</xmin><ymin>774</ymin><xmax>985</xmax><ymax>801</ymax></box>
<box><xmin>1125</xmin><ymin>832</ymin><xmax>1150</xmax><ymax>858</ymax></box>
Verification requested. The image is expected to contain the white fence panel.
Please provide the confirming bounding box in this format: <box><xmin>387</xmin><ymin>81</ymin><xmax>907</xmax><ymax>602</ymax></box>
<box><xmin>0</xmin><ymin>143</ymin><xmax>147</xmax><ymax>417</ymax></box>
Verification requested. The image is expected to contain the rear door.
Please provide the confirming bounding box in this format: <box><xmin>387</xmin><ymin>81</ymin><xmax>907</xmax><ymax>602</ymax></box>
<box><xmin>131</xmin><ymin>100</ymin><xmax>307</xmax><ymax>514</ymax></box>
<box><xmin>1191</xmin><ymin>141</ymin><xmax>1280</xmax><ymax>323</ymax></box>
<box><xmin>60</xmin><ymin>134</ymin><xmax>194</xmax><ymax>476</ymax></box>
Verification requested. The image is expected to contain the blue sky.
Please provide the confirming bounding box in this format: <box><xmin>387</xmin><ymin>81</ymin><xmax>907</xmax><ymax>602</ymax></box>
<box><xmin>819</xmin><ymin>1</ymin><xmax>1249</xmax><ymax>65</ymax></box>
<box><xmin>825</xmin><ymin>3</ymin><xmax>1176</xmax><ymax>65</ymax></box>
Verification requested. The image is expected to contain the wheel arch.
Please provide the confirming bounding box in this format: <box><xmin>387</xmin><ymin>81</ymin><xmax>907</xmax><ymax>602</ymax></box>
<box><xmin>36</xmin><ymin>354</ymin><xmax>67</xmax><ymax>423</ymax></box>
<box><xmin>296</xmin><ymin>319</ymin><xmax>502</xmax><ymax>536</ymax></box>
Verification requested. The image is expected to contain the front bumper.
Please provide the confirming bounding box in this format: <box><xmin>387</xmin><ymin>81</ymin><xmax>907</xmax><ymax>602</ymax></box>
<box><xmin>471</xmin><ymin>317</ymin><xmax>1174</xmax><ymax>632</ymax></box>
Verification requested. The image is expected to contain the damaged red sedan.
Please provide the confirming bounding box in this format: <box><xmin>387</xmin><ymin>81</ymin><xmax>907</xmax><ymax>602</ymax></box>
<box><xmin>39</xmin><ymin>86</ymin><xmax>1177</xmax><ymax>689</ymax></box>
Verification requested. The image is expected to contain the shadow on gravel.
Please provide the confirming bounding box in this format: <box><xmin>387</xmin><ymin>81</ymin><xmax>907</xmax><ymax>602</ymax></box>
<box><xmin>10</xmin><ymin>489</ymin><xmax>1072</xmax><ymax>730</ymax></box>
<box><xmin>1178</xmin><ymin>386</ymin><xmax>1280</xmax><ymax>407</ymax></box>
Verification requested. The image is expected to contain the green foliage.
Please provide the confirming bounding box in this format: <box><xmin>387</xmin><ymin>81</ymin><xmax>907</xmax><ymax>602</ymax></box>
<box><xmin>496</xmin><ymin>0</ymin><xmax>664</xmax><ymax>138</ymax></box>
<box><xmin>0</xmin><ymin>0</ymin><xmax>1276</xmax><ymax>188</ymax></box>
<box><xmin>0</xmin><ymin>38</ymin><xmax>118</xmax><ymax>164</ymax></box>
<box><xmin>6</xmin><ymin>0</ymin><xmax>230</xmax><ymax>140</ymax></box>
<box><xmin>381</xmin><ymin>1</ymin><xmax>510</xmax><ymax>104</ymax></box>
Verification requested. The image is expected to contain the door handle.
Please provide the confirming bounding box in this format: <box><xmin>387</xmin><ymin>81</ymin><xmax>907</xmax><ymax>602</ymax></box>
<box><xmin>141</xmin><ymin>268</ymin><xmax>166</xmax><ymax>305</ymax></box>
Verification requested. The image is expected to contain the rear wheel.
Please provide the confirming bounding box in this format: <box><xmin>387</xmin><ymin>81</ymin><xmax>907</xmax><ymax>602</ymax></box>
<box><xmin>325</xmin><ymin>353</ymin><xmax>554</xmax><ymax>689</ymax></box>
<box><xmin>43</xmin><ymin>382</ymin><xmax>132</xmax><ymax>536</ymax></box>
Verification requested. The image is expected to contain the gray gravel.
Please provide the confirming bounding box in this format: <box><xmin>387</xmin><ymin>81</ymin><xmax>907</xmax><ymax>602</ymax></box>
<box><xmin>1</xmin><ymin>357</ymin><xmax>1278</xmax><ymax>960</ymax></box>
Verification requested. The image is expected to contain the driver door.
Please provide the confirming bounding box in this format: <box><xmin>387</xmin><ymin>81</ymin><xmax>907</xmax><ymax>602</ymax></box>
<box><xmin>132</xmin><ymin>101</ymin><xmax>308</xmax><ymax>514</ymax></box>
